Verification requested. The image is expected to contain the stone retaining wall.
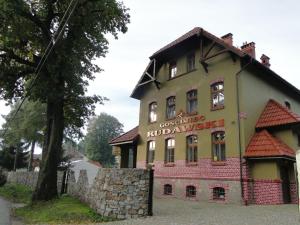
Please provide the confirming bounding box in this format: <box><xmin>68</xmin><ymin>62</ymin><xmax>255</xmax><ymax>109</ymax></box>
<box><xmin>67</xmin><ymin>168</ymin><xmax>150</xmax><ymax>219</ymax></box>
<box><xmin>7</xmin><ymin>171</ymin><xmax>65</xmax><ymax>193</ymax></box>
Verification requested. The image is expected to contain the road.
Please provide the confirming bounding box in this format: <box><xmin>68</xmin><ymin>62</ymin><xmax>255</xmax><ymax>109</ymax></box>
<box><xmin>102</xmin><ymin>198</ymin><xmax>300</xmax><ymax>225</ymax></box>
<box><xmin>0</xmin><ymin>197</ymin><xmax>10</xmax><ymax>225</ymax></box>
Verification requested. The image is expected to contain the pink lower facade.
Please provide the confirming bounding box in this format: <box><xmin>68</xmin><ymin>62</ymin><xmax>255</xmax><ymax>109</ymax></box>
<box><xmin>137</xmin><ymin>157</ymin><xmax>298</xmax><ymax>205</ymax></box>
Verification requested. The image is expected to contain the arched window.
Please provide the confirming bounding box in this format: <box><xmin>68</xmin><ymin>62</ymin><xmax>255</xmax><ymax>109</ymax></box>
<box><xmin>166</xmin><ymin>96</ymin><xmax>176</xmax><ymax>119</ymax></box>
<box><xmin>147</xmin><ymin>140</ymin><xmax>155</xmax><ymax>164</ymax></box>
<box><xmin>187</xmin><ymin>90</ymin><xmax>197</xmax><ymax>114</ymax></box>
<box><xmin>284</xmin><ymin>101</ymin><xmax>291</xmax><ymax>110</ymax></box>
<box><xmin>213</xmin><ymin>187</ymin><xmax>225</xmax><ymax>200</ymax></box>
<box><xmin>212</xmin><ymin>131</ymin><xmax>226</xmax><ymax>161</ymax></box>
<box><xmin>186</xmin><ymin>135</ymin><xmax>198</xmax><ymax>163</ymax></box>
<box><xmin>165</xmin><ymin>138</ymin><xmax>175</xmax><ymax>163</ymax></box>
<box><xmin>211</xmin><ymin>82</ymin><xmax>224</xmax><ymax>110</ymax></box>
<box><xmin>149</xmin><ymin>102</ymin><xmax>157</xmax><ymax>123</ymax></box>
<box><xmin>186</xmin><ymin>185</ymin><xmax>196</xmax><ymax>197</ymax></box>
<box><xmin>164</xmin><ymin>184</ymin><xmax>172</xmax><ymax>195</ymax></box>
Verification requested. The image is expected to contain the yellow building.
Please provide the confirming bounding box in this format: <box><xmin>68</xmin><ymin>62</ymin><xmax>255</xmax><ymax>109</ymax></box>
<box><xmin>110</xmin><ymin>27</ymin><xmax>300</xmax><ymax>204</ymax></box>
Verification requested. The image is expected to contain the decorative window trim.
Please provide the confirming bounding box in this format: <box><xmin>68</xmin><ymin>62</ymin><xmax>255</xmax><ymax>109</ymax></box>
<box><xmin>186</xmin><ymin>89</ymin><xmax>198</xmax><ymax>115</ymax></box>
<box><xmin>210</xmin><ymin>77</ymin><xmax>224</xmax><ymax>85</ymax></box>
<box><xmin>166</xmin><ymin>96</ymin><xmax>176</xmax><ymax>120</ymax></box>
<box><xmin>148</xmin><ymin>101</ymin><xmax>158</xmax><ymax>123</ymax></box>
<box><xmin>186</xmin><ymin>53</ymin><xmax>196</xmax><ymax>72</ymax></box>
<box><xmin>186</xmin><ymin>185</ymin><xmax>197</xmax><ymax>198</ymax></box>
<box><xmin>165</xmin><ymin>138</ymin><xmax>175</xmax><ymax>164</ymax></box>
<box><xmin>211</xmin><ymin>131</ymin><xmax>226</xmax><ymax>162</ymax></box>
<box><xmin>186</xmin><ymin>135</ymin><xmax>198</xmax><ymax>164</ymax></box>
<box><xmin>210</xmin><ymin>81</ymin><xmax>224</xmax><ymax>110</ymax></box>
<box><xmin>163</xmin><ymin>184</ymin><xmax>173</xmax><ymax>195</ymax></box>
<box><xmin>164</xmin><ymin>134</ymin><xmax>175</xmax><ymax>139</ymax></box>
<box><xmin>146</xmin><ymin>140</ymin><xmax>155</xmax><ymax>164</ymax></box>
<box><xmin>210</xmin><ymin>127</ymin><xmax>225</xmax><ymax>133</ymax></box>
<box><xmin>169</xmin><ymin>61</ymin><xmax>177</xmax><ymax>79</ymax></box>
<box><xmin>186</xmin><ymin>86</ymin><xmax>198</xmax><ymax>92</ymax></box>
<box><xmin>185</xmin><ymin>131</ymin><xmax>198</xmax><ymax>137</ymax></box>
<box><xmin>209</xmin><ymin>185</ymin><xmax>229</xmax><ymax>202</ymax></box>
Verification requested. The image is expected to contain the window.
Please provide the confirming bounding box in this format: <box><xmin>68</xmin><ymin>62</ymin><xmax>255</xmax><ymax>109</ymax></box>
<box><xmin>169</xmin><ymin>61</ymin><xmax>177</xmax><ymax>78</ymax></box>
<box><xmin>149</xmin><ymin>102</ymin><xmax>157</xmax><ymax>123</ymax></box>
<box><xmin>187</xmin><ymin>53</ymin><xmax>195</xmax><ymax>72</ymax></box>
<box><xmin>165</xmin><ymin>138</ymin><xmax>175</xmax><ymax>163</ymax></box>
<box><xmin>285</xmin><ymin>101</ymin><xmax>291</xmax><ymax>110</ymax></box>
<box><xmin>164</xmin><ymin>184</ymin><xmax>172</xmax><ymax>195</ymax></box>
<box><xmin>186</xmin><ymin>135</ymin><xmax>198</xmax><ymax>163</ymax></box>
<box><xmin>166</xmin><ymin>96</ymin><xmax>176</xmax><ymax>119</ymax></box>
<box><xmin>187</xmin><ymin>90</ymin><xmax>197</xmax><ymax>114</ymax></box>
<box><xmin>147</xmin><ymin>141</ymin><xmax>155</xmax><ymax>164</ymax></box>
<box><xmin>211</xmin><ymin>82</ymin><xmax>224</xmax><ymax>110</ymax></box>
<box><xmin>213</xmin><ymin>187</ymin><xmax>225</xmax><ymax>200</ymax></box>
<box><xmin>297</xmin><ymin>134</ymin><xmax>300</xmax><ymax>147</ymax></box>
<box><xmin>212</xmin><ymin>131</ymin><xmax>226</xmax><ymax>161</ymax></box>
<box><xmin>186</xmin><ymin>185</ymin><xmax>196</xmax><ymax>197</ymax></box>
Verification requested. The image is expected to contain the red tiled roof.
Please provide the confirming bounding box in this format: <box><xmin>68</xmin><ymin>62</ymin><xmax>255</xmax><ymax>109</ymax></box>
<box><xmin>244</xmin><ymin>130</ymin><xmax>295</xmax><ymax>158</ymax></box>
<box><xmin>109</xmin><ymin>126</ymin><xmax>139</xmax><ymax>145</ymax></box>
<box><xmin>256</xmin><ymin>99</ymin><xmax>300</xmax><ymax>128</ymax></box>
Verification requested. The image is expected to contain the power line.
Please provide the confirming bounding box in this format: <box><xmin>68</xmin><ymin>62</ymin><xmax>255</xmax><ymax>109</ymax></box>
<box><xmin>1</xmin><ymin>0</ymin><xmax>79</xmax><ymax>139</ymax></box>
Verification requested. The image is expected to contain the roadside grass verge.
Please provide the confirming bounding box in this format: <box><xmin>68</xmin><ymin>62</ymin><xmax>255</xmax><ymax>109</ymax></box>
<box><xmin>0</xmin><ymin>183</ymin><xmax>32</xmax><ymax>204</ymax></box>
<box><xmin>15</xmin><ymin>195</ymin><xmax>115</xmax><ymax>224</ymax></box>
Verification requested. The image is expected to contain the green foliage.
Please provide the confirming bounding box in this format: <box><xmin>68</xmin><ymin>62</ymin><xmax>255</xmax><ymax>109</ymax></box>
<box><xmin>0</xmin><ymin>143</ymin><xmax>29</xmax><ymax>170</ymax></box>
<box><xmin>0</xmin><ymin>0</ymin><xmax>130</xmax><ymax>138</ymax></box>
<box><xmin>0</xmin><ymin>183</ymin><xmax>32</xmax><ymax>203</ymax></box>
<box><xmin>1</xmin><ymin>100</ymin><xmax>45</xmax><ymax>146</ymax></box>
<box><xmin>15</xmin><ymin>195</ymin><xmax>115</xmax><ymax>224</ymax></box>
<box><xmin>85</xmin><ymin>113</ymin><xmax>123</xmax><ymax>166</ymax></box>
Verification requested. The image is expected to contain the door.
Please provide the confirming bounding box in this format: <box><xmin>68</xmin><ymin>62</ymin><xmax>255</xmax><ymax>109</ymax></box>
<box><xmin>280</xmin><ymin>166</ymin><xmax>291</xmax><ymax>203</ymax></box>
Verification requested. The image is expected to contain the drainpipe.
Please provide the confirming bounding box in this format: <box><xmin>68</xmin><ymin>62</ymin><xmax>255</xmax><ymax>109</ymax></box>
<box><xmin>235</xmin><ymin>57</ymin><xmax>253</xmax><ymax>205</ymax></box>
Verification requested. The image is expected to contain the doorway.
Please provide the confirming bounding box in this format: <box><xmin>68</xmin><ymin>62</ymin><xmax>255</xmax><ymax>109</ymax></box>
<box><xmin>280</xmin><ymin>166</ymin><xmax>291</xmax><ymax>203</ymax></box>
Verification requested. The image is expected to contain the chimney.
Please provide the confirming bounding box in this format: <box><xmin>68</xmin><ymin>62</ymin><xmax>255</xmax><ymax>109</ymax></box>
<box><xmin>241</xmin><ymin>42</ymin><xmax>256</xmax><ymax>58</ymax></box>
<box><xmin>260</xmin><ymin>54</ymin><xmax>270</xmax><ymax>68</ymax></box>
<box><xmin>221</xmin><ymin>33</ymin><xmax>233</xmax><ymax>46</ymax></box>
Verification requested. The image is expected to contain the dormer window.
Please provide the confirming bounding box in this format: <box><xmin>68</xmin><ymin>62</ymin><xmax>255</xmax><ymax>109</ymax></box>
<box><xmin>284</xmin><ymin>101</ymin><xmax>291</xmax><ymax>110</ymax></box>
<box><xmin>187</xmin><ymin>53</ymin><xmax>195</xmax><ymax>72</ymax></box>
<box><xmin>169</xmin><ymin>61</ymin><xmax>177</xmax><ymax>78</ymax></box>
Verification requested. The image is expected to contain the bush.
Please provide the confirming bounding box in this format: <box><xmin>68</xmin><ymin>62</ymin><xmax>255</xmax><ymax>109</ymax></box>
<box><xmin>0</xmin><ymin>168</ymin><xmax>7</xmax><ymax>186</ymax></box>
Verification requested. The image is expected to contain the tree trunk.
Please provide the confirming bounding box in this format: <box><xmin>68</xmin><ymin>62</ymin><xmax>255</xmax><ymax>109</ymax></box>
<box><xmin>13</xmin><ymin>149</ymin><xmax>18</xmax><ymax>171</ymax></box>
<box><xmin>32</xmin><ymin>97</ymin><xmax>64</xmax><ymax>201</ymax></box>
<box><xmin>28</xmin><ymin>140</ymin><xmax>36</xmax><ymax>172</ymax></box>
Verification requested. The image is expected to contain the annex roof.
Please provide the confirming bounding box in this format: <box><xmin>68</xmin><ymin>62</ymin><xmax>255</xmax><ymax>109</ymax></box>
<box><xmin>109</xmin><ymin>126</ymin><xmax>139</xmax><ymax>146</ymax></box>
<box><xmin>244</xmin><ymin>129</ymin><xmax>295</xmax><ymax>158</ymax></box>
<box><xmin>256</xmin><ymin>99</ymin><xmax>300</xmax><ymax>129</ymax></box>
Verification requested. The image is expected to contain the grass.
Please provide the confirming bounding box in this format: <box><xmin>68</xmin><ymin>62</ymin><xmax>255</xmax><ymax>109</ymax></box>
<box><xmin>0</xmin><ymin>183</ymin><xmax>32</xmax><ymax>204</ymax></box>
<box><xmin>0</xmin><ymin>184</ymin><xmax>114</xmax><ymax>224</ymax></box>
<box><xmin>15</xmin><ymin>195</ymin><xmax>115</xmax><ymax>224</ymax></box>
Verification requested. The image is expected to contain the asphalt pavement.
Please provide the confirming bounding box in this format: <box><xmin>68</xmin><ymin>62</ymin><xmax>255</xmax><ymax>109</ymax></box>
<box><xmin>0</xmin><ymin>197</ymin><xmax>10</xmax><ymax>225</ymax></box>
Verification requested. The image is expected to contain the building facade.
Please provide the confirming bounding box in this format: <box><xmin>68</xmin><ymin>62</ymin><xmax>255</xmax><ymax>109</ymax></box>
<box><xmin>110</xmin><ymin>27</ymin><xmax>300</xmax><ymax>204</ymax></box>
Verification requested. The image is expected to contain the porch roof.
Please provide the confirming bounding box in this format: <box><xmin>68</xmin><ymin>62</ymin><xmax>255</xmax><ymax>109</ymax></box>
<box><xmin>244</xmin><ymin>130</ymin><xmax>295</xmax><ymax>158</ymax></box>
<box><xmin>109</xmin><ymin>126</ymin><xmax>139</xmax><ymax>146</ymax></box>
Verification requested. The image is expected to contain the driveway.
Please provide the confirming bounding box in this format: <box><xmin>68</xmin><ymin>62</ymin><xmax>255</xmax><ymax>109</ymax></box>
<box><xmin>103</xmin><ymin>198</ymin><xmax>300</xmax><ymax>225</ymax></box>
<box><xmin>0</xmin><ymin>197</ymin><xmax>11</xmax><ymax>225</ymax></box>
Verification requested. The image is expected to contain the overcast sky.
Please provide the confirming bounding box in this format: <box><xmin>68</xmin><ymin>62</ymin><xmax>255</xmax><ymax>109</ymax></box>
<box><xmin>1</xmin><ymin>0</ymin><xmax>300</xmax><ymax>135</ymax></box>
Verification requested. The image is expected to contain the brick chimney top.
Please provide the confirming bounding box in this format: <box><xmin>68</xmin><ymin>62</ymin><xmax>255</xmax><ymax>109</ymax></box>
<box><xmin>260</xmin><ymin>54</ymin><xmax>270</xmax><ymax>68</ymax></box>
<box><xmin>221</xmin><ymin>33</ymin><xmax>233</xmax><ymax>46</ymax></box>
<box><xmin>241</xmin><ymin>42</ymin><xmax>256</xmax><ymax>58</ymax></box>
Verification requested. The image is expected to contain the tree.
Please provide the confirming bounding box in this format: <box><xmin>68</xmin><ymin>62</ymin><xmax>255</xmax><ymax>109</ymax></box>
<box><xmin>0</xmin><ymin>0</ymin><xmax>129</xmax><ymax>201</ymax></box>
<box><xmin>85</xmin><ymin>113</ymin><xmax>123</xmax><ymax>167</ymax></box>
<box><xmin>0</xmin><ymin>142</ymin><xmax>29</xmax><ymax>170</ymax></box>
<box><xmin>0</xmin><ymin>100</ymin><xmax>46</xmax><ymax>171</ymax></box>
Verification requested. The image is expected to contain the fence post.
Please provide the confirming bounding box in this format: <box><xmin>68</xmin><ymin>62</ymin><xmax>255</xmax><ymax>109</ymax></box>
<box><xmin>148</xmin><ymin>169</ymin><xmax>154</xmax><ymax>216</ymax></box>
<box><xmin>296</xmin><ymin>150</ymin><xmax>300</xmax><ymax>213</ymax></box>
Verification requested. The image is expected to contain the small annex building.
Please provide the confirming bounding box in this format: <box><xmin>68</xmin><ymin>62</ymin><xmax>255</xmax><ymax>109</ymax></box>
<box><xmin>109</xmin><ymin>27</ymin><xmax>300</xmax><ymax>205</ymax></box>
